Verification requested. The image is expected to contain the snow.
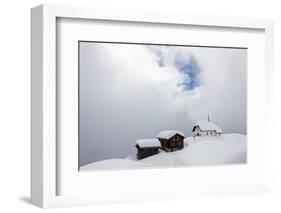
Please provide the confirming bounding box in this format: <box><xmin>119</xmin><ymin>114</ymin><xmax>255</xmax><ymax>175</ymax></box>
<box><xmin>80</xmin><ymin>134</ymin><xmax>246</xmax><ymax>171</ymax></box>
<box><xmin>157</xmin><ymin>130</ymin><xmax>186</xmax><ymax>139</ymax></box>
<box><xmin>80</xmin><ymin>159</ymin><xmax>152</xmax><ymax>171</ymax></box>
<box><xmin>136</xmin><ymin>139</ymin><xmax>161</xmax><ymax>148</ymax></box>
<box><xmin>194</xmin><ymin>120</ymin><xmax>223</xmax><ymax>133</ymax></box>
<box><xmin>179</xmin><ymin>134</ymin><xmax>246</xmax><ymax>165</ymax></box>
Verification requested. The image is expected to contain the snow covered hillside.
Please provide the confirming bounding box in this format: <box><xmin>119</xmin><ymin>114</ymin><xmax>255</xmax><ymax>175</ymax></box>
<box><xmin>80</xmin><ymin>134</ymin><xmax>246</xmax><ymax>171</ymax></box>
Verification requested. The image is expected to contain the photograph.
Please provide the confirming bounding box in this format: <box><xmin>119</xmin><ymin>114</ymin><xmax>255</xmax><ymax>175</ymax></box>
<box><xmin>78</xmin><ymin>41</ymin><xmax>247</xmax><ymax>171</ymax></box>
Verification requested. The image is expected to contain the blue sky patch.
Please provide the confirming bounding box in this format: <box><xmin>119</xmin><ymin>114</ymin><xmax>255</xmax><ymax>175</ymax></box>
<box><xmin>147</xmin><ymin>45</ymin><xmax>201</xmax><ymax>91</ymax></box>
<box><xmin>175</xmin><ymin>55</ymin><xmax>201</xmax><ymax>91</ymax></box>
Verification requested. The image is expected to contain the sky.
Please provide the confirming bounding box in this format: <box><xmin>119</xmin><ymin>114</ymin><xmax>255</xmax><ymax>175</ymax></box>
<box><xmin>79</xmin><ymin>42</ymin><xmax>247</xmax><ymax>166</ymax></box>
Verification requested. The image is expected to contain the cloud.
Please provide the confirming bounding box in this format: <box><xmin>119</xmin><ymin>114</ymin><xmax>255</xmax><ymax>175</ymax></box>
<box><xmin>79</xmin><ymin>42</ymin><xmax>247</xmax><ymax>165</ymax></box>
<box><xmin>148</xmin><ymin>45</ymin><xmax>201</xmax><ymax>91</ymax></box>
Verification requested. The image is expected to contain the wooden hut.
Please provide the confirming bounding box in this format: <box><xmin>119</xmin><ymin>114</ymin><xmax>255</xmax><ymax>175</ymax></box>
<box><xmin>157</xmin><ymin>130</ymin><xmax>185</xmax><ymax>152</ymax></box>
<box><xmin>135</xmin><ymin>139</ymin><xmax>161</xmax><ymax>160</ymax></box>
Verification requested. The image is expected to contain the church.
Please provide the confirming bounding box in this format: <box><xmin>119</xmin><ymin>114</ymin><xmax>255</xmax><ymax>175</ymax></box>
<box><xmin>192</xmin><ymin>114</ymin><xmax>223</xmax><ymax>137</ymax></box>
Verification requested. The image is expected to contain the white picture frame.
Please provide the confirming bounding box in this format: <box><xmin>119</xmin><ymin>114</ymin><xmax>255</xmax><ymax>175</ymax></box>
<box><xmin>31</xmin><ymin>4</ymin><xmax>274</xmax><ymax>208</ymax></box>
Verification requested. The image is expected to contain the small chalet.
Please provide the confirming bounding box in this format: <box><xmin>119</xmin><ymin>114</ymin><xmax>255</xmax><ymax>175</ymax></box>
<box><xmin>135</xmin><ymin>139</ymin><xmax>161</xmax><ymax>160</ymax></box>
<box><xmin>192</xmin><ymin>120</ymin><xmax>223</xmax><ymax>137</ymax></box>
<box><xmin>157</xmin><ymin>130</ymin><xmax>186</xmax><ymax>152</ymax></box>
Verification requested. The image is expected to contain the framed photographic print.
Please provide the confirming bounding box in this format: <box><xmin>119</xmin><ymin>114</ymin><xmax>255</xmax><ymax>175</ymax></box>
<box><xmin>31</xmin><ymin>4</ymin><xmax>274</xmax><ymax>208</ymax></box>
<box><xmin>78</xmin><ymin>41</ymin><xmax>247</xmax><ymax>171</ymax></box>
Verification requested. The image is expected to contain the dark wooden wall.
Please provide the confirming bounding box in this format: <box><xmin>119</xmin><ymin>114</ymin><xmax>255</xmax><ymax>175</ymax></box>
<box><xmin>136</xmin><ymin>146</ymin><xmax>160</xmax><ymax>160</ymax></box>
<box><xmin>159</xmin><ymin>134</ymin><xmax>184</xmax><ymax>152</ymax></box>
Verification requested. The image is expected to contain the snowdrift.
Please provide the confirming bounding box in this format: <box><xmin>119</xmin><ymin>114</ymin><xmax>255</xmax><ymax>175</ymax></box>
<box><xmin>80</xmin><ymin>133</ymin><xmax>246</xmax><ymax>171</ymax></box>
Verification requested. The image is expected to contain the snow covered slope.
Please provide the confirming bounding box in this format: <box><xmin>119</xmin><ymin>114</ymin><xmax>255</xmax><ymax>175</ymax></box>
<box><xmin>80</xmin><ymin>159</ymin><xmax>152</xmax><ymax>171</ymax></box>
<box><xmin>80</xmin><ymin>134</ymin><xmax>246</xmax><ymax>171</ymax></box>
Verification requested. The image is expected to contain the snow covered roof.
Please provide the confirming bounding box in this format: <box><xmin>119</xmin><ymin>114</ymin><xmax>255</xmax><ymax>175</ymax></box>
<box><xmin>157</xmin><ymin>130</ymin><xmax>186</xmax><ymax>139</ymax></box>
<box><xmin>136</xmin><ymin>139</ymin><xmax>161</xmax><ymax>148</ymax></box>
<box><xmin>194</xmin><ymin>120</ymin><xmax>223</xmax><ymax>133</ymax></box>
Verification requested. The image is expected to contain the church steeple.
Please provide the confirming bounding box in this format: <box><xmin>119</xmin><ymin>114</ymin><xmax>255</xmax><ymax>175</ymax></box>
<box><xmin>208</xmin><ymin>113</ymin><xmax>210</xmax><ymax>122</ymax></box>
